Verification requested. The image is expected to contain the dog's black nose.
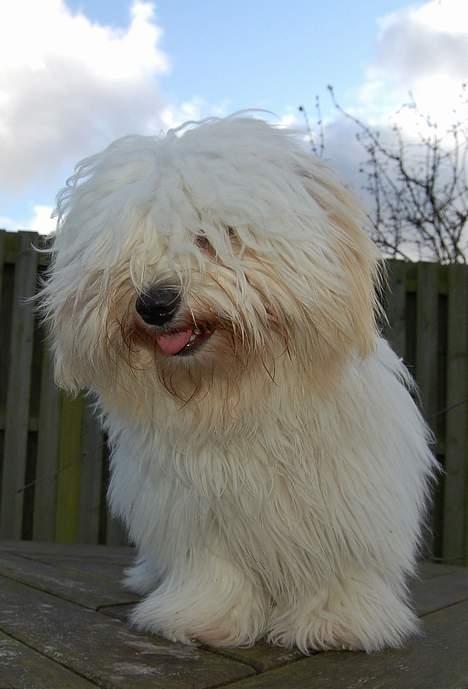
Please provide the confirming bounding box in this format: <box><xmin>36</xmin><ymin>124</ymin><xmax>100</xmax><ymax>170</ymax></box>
<box><xmin>135</xmin><ymin>286</ymin><xmax>181</xmax><ymax>326</ymax></box>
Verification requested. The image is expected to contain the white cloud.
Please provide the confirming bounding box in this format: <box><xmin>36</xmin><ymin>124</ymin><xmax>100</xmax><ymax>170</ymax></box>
<box><xmin>312</xmin><ymin>0</ymin><xmax>467</xmax><ymax>193</ymax></box>
<box><xmin>356</xmin><ymin>0</ymin><xmax>468</xmax><ymax>131</ymax></box>
<box><xmin>159</xmin><ymin>98</ymin><xmax>228</xmax><ymax>131</ymax></box>
<box><xmin>295</xmin><ymin>0</ymin><xmax>467</xmax><ymax>263</ymax></box>
<box><xmin>276</xmin><ymin>110</ymin><xmax>300</xmax><ymax>129</ymax></box>
<box><xmin>28</xmin><ymin>204</ymin><xmax>56</xmax><ymax>234</ymax></box>
<box><xmin>376</xmin><ymin>0</ymin><xmax>468</xmax><ymax>81</ymax></box>
<box><xmin>0</xmin><ymin>205</ymin><xmax>55</xmax><ymax>234</ymax></box>
<box><xmin>0</xmin><ymin>0</ymin><xmax>169</xmax><ymax>191</ymax></box>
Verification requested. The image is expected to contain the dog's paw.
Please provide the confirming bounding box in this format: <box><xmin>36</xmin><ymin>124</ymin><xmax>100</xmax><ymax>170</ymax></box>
<box><xmin>267</xmin><ymin>572</ymin><xmax>418</xmax><ymax>653</ymax></box>
<box><xmin>192</xmin><ymin>601</ymin><xmax>260</xmax><ymax>647</ymax></box>
<box><xmin>130</xmin><ymin>578</ymin><xmax>268</xmax><ymax>647</ymax></box>
<box><xmin>267</xmin><ymin>618</ymin><xmax>363</xmax><ymax>653</ymax></box>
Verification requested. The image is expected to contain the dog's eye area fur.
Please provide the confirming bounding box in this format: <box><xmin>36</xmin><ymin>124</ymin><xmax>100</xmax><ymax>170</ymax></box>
<box><xmin>194</xmin><ymin>234</ymin><xmax>213</xmax><ymax>253</ymax></box>
<box><xmin>194</xmin><ymin>226</ymin><xmax>237</xmax><ymax>256</ymax></box>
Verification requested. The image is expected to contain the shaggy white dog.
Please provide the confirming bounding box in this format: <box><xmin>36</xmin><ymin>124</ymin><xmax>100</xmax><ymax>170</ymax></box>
<box><xmin>41</xmin><ymin>116</ymin><xmax>436</xmax><ymax>653</ymax></box>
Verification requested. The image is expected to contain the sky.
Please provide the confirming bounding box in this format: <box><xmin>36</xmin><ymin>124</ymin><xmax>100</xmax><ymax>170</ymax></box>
<box><xmin>0</xmin><ymin>0</ymin><xmax>467</xmax><ymax>233</ymax></box>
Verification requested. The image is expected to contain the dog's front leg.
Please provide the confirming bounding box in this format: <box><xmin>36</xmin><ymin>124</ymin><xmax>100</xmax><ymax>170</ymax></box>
<box><xmin>130</xmin><ymin>550</ymin><xmax>270</xmax><ymax>647</ymax></box>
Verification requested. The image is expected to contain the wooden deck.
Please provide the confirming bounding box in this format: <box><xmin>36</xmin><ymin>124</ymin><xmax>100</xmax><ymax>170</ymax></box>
<box><xmin>0</xmin><ymin>542</ymin><xmax>467</xmax><ymax>688</ymax></box>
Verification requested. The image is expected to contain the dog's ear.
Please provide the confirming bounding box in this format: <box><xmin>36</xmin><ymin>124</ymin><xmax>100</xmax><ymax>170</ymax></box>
<box><xmin>39</xmin><ymin>291</ymin><xmax>89</xmax><ymax>395</ymax></box>
<box><xmin>299</xmin><ymin>163</ymin><xmax>381</xmax><ymax>358</ymax></box>
<box><xmin>38</xmin><ymin>252</ymin><xmax>96</xmax><ymax>395</ymax></box>
<box><xmin>52</xmin><ymin>345</ymin><xmax>84</xmax><ymax>395</ymax></box>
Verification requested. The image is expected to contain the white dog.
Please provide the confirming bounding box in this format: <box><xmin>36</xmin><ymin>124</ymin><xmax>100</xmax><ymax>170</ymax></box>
<box><xmin>41</xmin><ymin>116</ymin><xmax>436</xmax><ymax>653</ymax></box>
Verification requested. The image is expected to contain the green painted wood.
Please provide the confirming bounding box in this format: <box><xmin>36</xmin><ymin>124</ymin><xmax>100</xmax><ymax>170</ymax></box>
<box><xmin>443</xmin><ymin>265</ymin><xmax>468</xmax><ymax>564</ymax></box>
<box><xmin>55</xmin><ymin>394</ymin><xmax>84</xmax><ymax>543</ymax></box>
<box><xmin>0</xmin><ymin>232</ymin><xmax>39</xmax><ymax>539</ymax></box>
<box><xmin>0</xmin><ymin>575</ymin><xmax>254</xmax><ymax>689</ymax></box>
<box><xmin>226</xmin><ymin>600</ymin><xmax>468</xmax><ymax>689</ymax></box>
<box><xmin>33</xmin><ymin>346</ymin><xmax>60</xmax><ymax>541</ymax></box>
<box><xmin>0</xmin><ymin>551</ymin><xmax>137</xmax><ymax>608</ymax></box>
<box><xmin>0</xmin><ymin>629</ymin><xmax>97</xmax><ymax>688</ymax></box>
<box><xmin>78</xmin><ymin>404</ymin><xmax>104</xmax><ymax>544</ymax></box>
<box><xmin>385</xmin><ymin>260</ymin><xmax>407</xmax><ymax>359</ymax></box>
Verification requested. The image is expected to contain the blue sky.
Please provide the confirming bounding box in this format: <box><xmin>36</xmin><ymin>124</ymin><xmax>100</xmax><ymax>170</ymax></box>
<box><xmin>0</xmin><ymin>0</ymin><xmax>466</xmax><ymax>232</ymax></box>
<box><xmin>68</xmin><ymin>0</ymin><xmax>409</xmax><ymax>114</ymax></box>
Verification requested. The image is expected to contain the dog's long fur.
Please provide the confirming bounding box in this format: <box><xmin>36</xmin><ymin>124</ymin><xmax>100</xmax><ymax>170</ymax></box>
<box><xmin>40</xmin><ymin>116</ymin><xmax>436</xmax><ymax>652</ymax></box>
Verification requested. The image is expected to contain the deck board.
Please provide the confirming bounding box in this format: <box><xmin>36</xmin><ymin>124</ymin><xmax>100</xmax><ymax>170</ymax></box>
<box><xmin>0</xmin><ymin>629</ymin><xmax>97</xmax><ymax>688</ymax></box>
<box><xmin>413</xmin><ymin>567</ymin><xmax>468</xmax><ymax>616</ymax></box>
<box><xmin>0</xmin><ymin>541</ymin><xmax>467</xmax><ymax>688</ymax></box>
<box><xmin>229</xmin><ymin>600</ymin><xmax>468</xmax><ymax>689</ymax></box>
<box><xmin>0</xmin><ymin>552</ymin><xmax>137</xmax><ymax>608</ymax></box>
<box><xmin>0</xmin><ymin>574</ymin><xmax>253</xmax><ymax>688</ymax></box>
<box><xmin>100</xmin><ymin>603</ymin><xmax>303</xmax><ymax>674</ymax></box>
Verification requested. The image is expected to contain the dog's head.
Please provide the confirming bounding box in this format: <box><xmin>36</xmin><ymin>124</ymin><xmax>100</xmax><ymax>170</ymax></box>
<box><xmin>40</xmin><ymin>116</ymin><xmax>380</xmax><ymax>423</ymax></box>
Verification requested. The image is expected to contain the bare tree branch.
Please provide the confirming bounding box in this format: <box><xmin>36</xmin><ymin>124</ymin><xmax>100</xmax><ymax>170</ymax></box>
<box><xmin>301</xmin><ymin>85</ymin><xmax>468</xmax><ymax>263</ymax></box>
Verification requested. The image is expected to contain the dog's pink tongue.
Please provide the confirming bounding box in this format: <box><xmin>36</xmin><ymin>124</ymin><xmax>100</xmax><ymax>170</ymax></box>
<box><xmin>156</xmin><ymin>329</ymin><xmax>193</xmax><ymax>355</ymax></box>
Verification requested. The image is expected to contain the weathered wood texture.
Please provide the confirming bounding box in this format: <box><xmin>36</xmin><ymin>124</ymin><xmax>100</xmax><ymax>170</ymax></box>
<box><xmin>0</xmin><ymin>231</ymin><xmax>467</xmax><ymax>561</ymax></box>
<box><xmin>0</xmin><ymin>629</ymin><xmax>97</xmax><ymax>689</ymax></box>
<box><xmin>0</xmin><ymin>232</ymin><xmax>38</xmax><ymax>538</ymax></box>
<box><xmin>0</xmin><ymin>231</ymin><xmax>116</xmax><ymax>545</ymax></box>
<box><xmin>0</xmin><ymin>543</ymin><xmax>467</xmax><ymax>688</ymax></box>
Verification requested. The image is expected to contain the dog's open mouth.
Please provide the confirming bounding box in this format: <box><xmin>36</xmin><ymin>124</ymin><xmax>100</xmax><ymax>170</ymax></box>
<box><xmin>155</xmin><ymin>324</ymin><xmax>214</xmax><ymax>356</ymax></box>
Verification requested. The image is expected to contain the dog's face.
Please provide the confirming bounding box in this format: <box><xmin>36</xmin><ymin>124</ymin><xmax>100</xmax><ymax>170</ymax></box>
<box><xmin>41</xmin><ymin>117</ymin><xmax>379</xmax><ymax>423</ymax></box>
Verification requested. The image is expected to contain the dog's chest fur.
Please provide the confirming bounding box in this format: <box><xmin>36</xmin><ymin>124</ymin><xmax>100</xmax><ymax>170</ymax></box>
<box><xmin>107</xmin><ymin>340</ymin><xmax>431</xmax><ymax>596</ymax></box>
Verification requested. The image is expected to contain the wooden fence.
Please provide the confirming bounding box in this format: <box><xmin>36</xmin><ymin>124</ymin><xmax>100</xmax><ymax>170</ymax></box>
<box><xmin>0</xmin><ymin>230</ymin><xmax>467</xmax><ymax>562</ymax></box>
<box><xmin>0</xmin><ymin>230</ymin><xmax>126</xmax><ymax>546</ymax></box>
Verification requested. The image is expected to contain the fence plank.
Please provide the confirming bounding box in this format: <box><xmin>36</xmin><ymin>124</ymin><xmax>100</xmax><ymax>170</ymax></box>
<box><xmin>416</xmin><ymin>262</ymin><xmax>440</xmax><ymax>421</ymax></box>
<box><xmin>415</xmin><ymin>263</ymin><xmax>440</xmax><ymax>556</ymax></box>
<box><xmin>385</xmin><ymin>260</ymin><xmax>407</xmax><ymax>359</ymax></box>
<box><xmin>0</xmin><ymin>232</ymin><xmax>38</xmax><ymax>539</ymax></box>
<box><xmin>55</xmin><ymin>395</ymin><xmax>84</xmax><ymax>543</ymax></box>
<box><xmin>32</xmin><ymin>346</ymin><xmax>60</xmax><ymax>541</ymax></box>
<box><xmin>78</xmin><ymin>403</ymin><xmax>104</xmax><ymax>544</ymax></box>
<box><xmin>443</xmin><ymin>265</ymin><xmax>468</xmax><ymax>564</ymax></box>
